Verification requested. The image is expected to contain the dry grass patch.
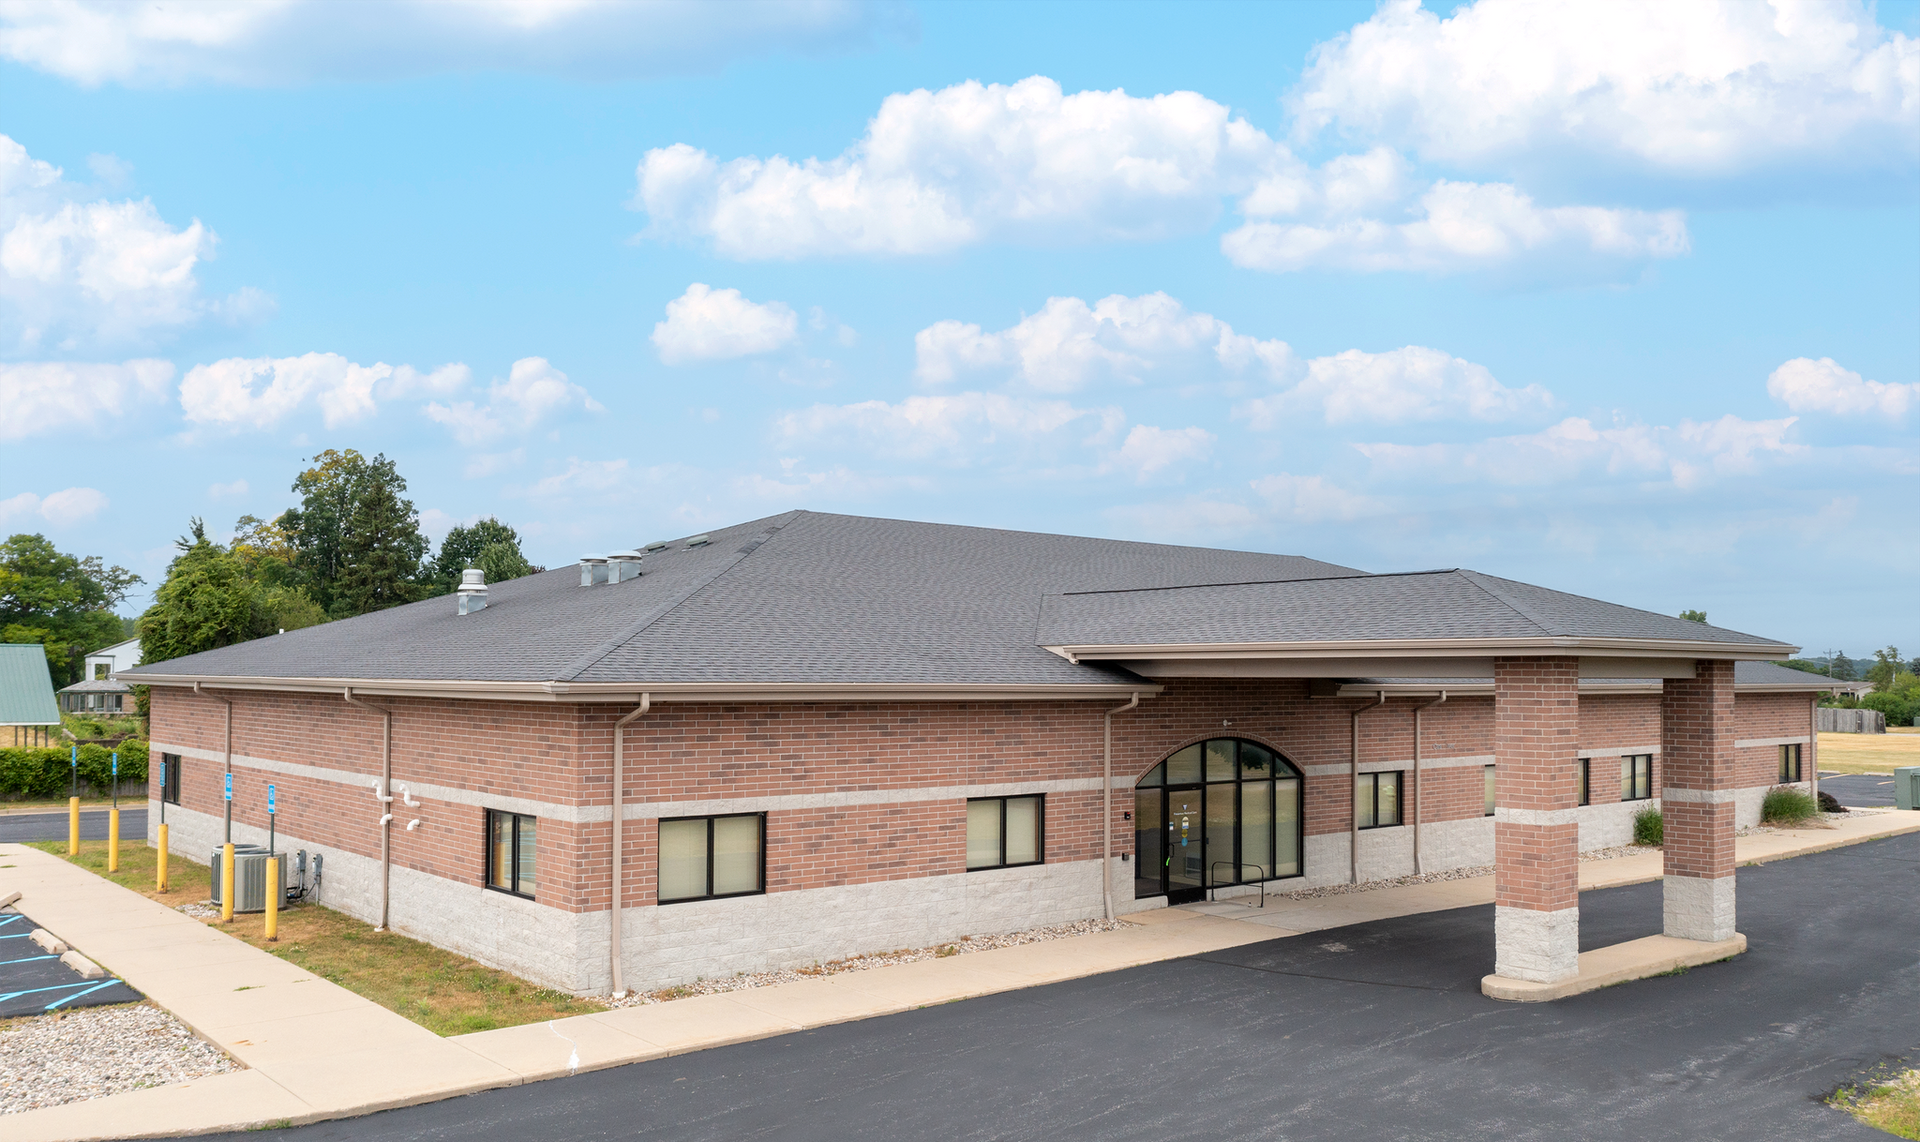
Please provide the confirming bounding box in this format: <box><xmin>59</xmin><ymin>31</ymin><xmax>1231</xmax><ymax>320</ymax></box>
<box><xmin>29</xmin><ymin>840</ymin><xmax>604</xmax><ymax>1037</ymax></box>
<box><xmin>1818</xmin><ymin>732</ymin><xmax>1920</xmax><ymax>775</ymax></box>
<box><xmin>1833</xmin><ymin>1065</ymin><xmax>1920</xmax><ymax>1139</ymax></box>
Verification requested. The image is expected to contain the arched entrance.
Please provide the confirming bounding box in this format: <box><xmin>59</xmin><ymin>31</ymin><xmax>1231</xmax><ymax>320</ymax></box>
<box><xmin>1135</xmin><ymin>738</ymin><xmax>1303</xmax><ymax>904</ymax></box>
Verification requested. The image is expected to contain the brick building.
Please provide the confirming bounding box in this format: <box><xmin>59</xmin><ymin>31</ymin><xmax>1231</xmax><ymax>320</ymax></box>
<box><xmin>127</xmin><ymin>511</ymin><xmax>1846</xmax><ymax>996</ymax></box>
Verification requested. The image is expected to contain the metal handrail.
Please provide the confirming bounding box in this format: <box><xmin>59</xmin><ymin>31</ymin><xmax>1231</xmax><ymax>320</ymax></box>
<box><xmin>1208</xmin><ymin>862</ymin><xmax>1268</xmax><ymax>908</ymax></box>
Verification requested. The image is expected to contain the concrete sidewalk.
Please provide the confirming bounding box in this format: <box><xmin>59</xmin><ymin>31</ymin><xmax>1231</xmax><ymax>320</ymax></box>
<box><xmin>3</xmin><ymin>809</ymin><xmax>1916</xmax><ymax>1141</ymax></box>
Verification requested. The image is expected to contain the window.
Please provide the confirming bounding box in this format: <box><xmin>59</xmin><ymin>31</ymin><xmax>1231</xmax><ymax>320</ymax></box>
<box><xmin>486</xmin><ymin>810</ymin><xmax>537</xmax><ymax>898</ymax></box>
<box><xmin>1779</xmin><ymin>743</ymin><xmax>1803</xmax><ymax>783</ymax></box>
<box><xmin>1136</xmin><ymin>738</ymin><xmax>1303</xmax><ymax>900</ymax></box>
<box><xmin>1484</xmin><ymin>765</ymin><xmax>1496</xmax><ymax>816</ymax></box>
<box><xmin>1355</xmin><ymin>771</ymin><xmax>1403</xmax><ymax>829</ymax></box>
<box><xmin>160</xmin><ymin>753</ymin><xmax>181</xmax><ymax>805</ymax></box>
<box><xmin>967</xmin><ymin>795</ymin><xmax>1044</xmax><ymax>870</ymax></box>
<box><xmin>1621</xmin><ymin>755</ymin><xmax>1653</xmax><ymax>802</ymax></box>
<box><xmin>1579</xmin><ymin>758</ymin><xmax>1591</xmax><ymax>806</ymax></box>
<box><xmin>658</xmin><ymin>814</ymin><xmax>764</xmax><ymax>902</ymax></box>
<box><xmin>94</xmin><ymin>663</ymin><xmax>110</xmax><ymax>680</ymax></box>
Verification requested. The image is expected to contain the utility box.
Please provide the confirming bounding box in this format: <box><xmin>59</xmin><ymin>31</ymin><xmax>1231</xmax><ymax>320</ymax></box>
<box><xmin>1896</xmin><ymin>766</ymin><xmax>1920</xmax><ymax>812</ymax></box>
<box><xmin>208</xmin><ymin>845</ymin><xmax>288</xmax><ymax>913</ymax></box>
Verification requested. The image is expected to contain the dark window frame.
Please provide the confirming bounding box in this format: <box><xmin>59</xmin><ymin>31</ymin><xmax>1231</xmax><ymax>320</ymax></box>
<box><xmin>1484</xmin><ymin>764</ymin><xmax>1497</xmax><ymax>816</ymax></box>
<box><xmin>1133</xmin><ymin>738</ymin><xmax>1306</xmax><ymax>899</ymax></box>
<box><xmin>1579</xmin><ymin>758</ymin><xmax>1591</xmax><ymax>806</ymax></box>
<box><xmin>1355</xmin><ymin>770</ymin><xmax>1404</xmax><ymax>830</ymax></box>
<box><xmin>656</xmin><ymin>812</ymin><xmax>767</xmax><ymax>904</ymax></box>
<box><xmin>1778</xmin><ymin>743</ymin><xmax>1802</xmax><ymax>784</ymax></box>
<box><xmin>1621</xmin><ymin>754</ymin><xmax>1654</xmax><ymax>802</ymax></box>
<box><xmin>966</xmin><ymin>794</ymin><xmax>1046</xmax><ymax>871</ymax></box>
<box><xmin>160</xmin><ymin>752</ymin><xmax>181</xmax><ymax>805</ymax></box>
<box><xmin>485</xmin><ymin>809</ymin><xmax>538</xmax><ymax>900</ymax></box>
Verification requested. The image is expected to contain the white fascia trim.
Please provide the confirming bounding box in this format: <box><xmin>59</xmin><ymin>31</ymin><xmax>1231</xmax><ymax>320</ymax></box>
<box><xmin>1735</xmin><ymin>736</ymin><xmax>1810</xmax><ymax>749</ymax></box>
<box><xmin>130</xmin><ymin>674</ymin><xmax>1161</xmax><ymax>704</ymax></box>
<box><xmin>1048</xmin><ymin>635</ymin><xmax>1795</xmax><ymax>664</ymax></box>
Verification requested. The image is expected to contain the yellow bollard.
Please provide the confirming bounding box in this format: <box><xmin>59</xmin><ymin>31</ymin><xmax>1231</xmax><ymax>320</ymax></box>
<box><xmin>221</xmin><ymin>843</ymin><xmax>235</xmax><ymax>923</ymax></box>
<box><xmin>157</xmin><ymin>823</ymin><xmax>170</xmax><ymax>892</ymax></box>
<box><xmin>264</xmin><ymin>857</ymin><xmax>279</xmax><ymax>941</ymax></box>
<box><xmin>108</xmin><ymin>807</ymin><xmax>120</xmax><ymax>872</ymax></box>
<box><xmin>67</xmin><ymin>796</ymin><xmax>79</xmax><ymax>856</ymax></box>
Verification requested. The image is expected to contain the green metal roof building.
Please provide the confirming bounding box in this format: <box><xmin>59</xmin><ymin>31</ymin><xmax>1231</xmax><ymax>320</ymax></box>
<box><xmin>0</xmin><ymin>644</ymin><xmax>61</xmax><ymax>747</ymax></box>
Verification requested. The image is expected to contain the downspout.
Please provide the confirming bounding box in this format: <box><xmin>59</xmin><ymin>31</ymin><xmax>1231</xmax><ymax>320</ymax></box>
<box><xmin>343</xmin><ymin>687</ymin><xmax>394</xmax><ymax>931</ymax></box>
<box><xmin>194</xmin><ymin>682</ymin><xmax>234</xmax><ymax>844</ymax></box>
<box><xmin>610</xmin><ymin>694</ymin><xmax>651</xmax><ymax>997</ymax></box>
<box><xmin>1411</xmin><ymin>691</ymin><xmax>1448</xmax><ymax>876</ymax></box>
<box><xmin>1350</xmin><ymin>691</ymin><xmax>1386</xmax><ymax>885</ymax></box>
<box><xmin>1102</xmin><ymin>693</ymin><xmax>1141</xmax><ymax>922</ymax></box>
<box><xmin>1809</xmin><ymin>693</ymin><xmax>1819</xmax><ymax>803</ymax></box>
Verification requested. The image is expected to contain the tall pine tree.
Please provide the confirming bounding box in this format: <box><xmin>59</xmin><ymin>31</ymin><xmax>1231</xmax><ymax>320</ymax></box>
<box><xmin>336</xmin><ymin>478</ymin><xmax>429</xmax><ymax>615</ymax></box>
<box><xmin>281</xmin><ymin>450</ymin><xmax>430</xmax><ymax>617</ymax></box>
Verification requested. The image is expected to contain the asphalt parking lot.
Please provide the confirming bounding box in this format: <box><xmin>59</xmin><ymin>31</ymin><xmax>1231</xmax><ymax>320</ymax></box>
<box><xmin>0</xmin><ymin>808</ymin><xmax>148</xmax><ymax>845</ymax></box>
<box><xmin>228</xmin><ymin>832</ymin><xmax>1920</xmax><ymax>1142</ymax></box>
<box><xmin>0</xmin><ymin>909</ymin><xmax>143</xmax><ymax>1017</ymax></box>
<box><xmin>1820</xmin><ymin>773</ymin><xmax>1901</xmax><ymax>808</ymax></box>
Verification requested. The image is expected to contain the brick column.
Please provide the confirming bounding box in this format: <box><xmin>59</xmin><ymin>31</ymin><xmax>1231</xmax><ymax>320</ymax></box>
<box><xmin>1661</xmin><ymin>659</ymin><xmax>1737</xmax><ymax>941</ymax></box>
<box><xmin>1492</xmin><ymin>656</ymin><xmax>1581</xmax><ymax>983</ymax></box>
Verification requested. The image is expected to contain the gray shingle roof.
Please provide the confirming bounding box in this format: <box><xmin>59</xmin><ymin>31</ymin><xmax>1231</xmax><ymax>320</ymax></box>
<box><xmin>0</xmin><ymin>644</ymin><xmax>61</xmax><ymax>725</ymax></box>
<box><xmin>1037</xmin><ymin>568</ymin><xmax>1792</xmax><ymax>652</ymax></box>
<box><xmin>1335</xmin><ymin>661</ymin><xmax>1850</xmax><ymax>692</ymax></box>
<box><xmin>125</xmin><ymin>511</ymin><xmax>1365</xmax><ymax>688</ymax></box>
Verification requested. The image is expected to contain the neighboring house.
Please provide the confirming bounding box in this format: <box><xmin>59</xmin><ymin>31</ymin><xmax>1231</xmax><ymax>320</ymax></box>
<box><xmin>58</xmin><ymin>638</ymin><xmax>140</xmax><ymax>715</ymax></box>
<box><xmin>126</xmin><ymin>511</ymin><xmax>1856</xmax><ymax>998</ymax></box>
<box><xmin>1</xmin><ymin>643</ymin><xmax>62</xmax><ymax>747</ymax></box>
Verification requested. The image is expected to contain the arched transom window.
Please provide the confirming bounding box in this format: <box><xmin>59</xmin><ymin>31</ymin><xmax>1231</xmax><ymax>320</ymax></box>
<box><xmin>1135</xmin><ymin>738</ymin><xmax>1303</xmax><ymax>903</ymax></box>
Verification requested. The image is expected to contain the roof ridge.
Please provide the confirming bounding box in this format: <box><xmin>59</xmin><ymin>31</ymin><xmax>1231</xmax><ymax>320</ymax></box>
<box><xmin>1451</xmin><ymin>569</ymin><xmax>1557</xmax><ymax>637</ymax></box>
<box><xmin>1454</xmin><ymin>568</ymin><xmax>1786</xmax><ymax>645</ymax></box>
<box><xmin>552</xmin><ymin>511</ymin><xmax>803</xmax><ymax>684</ymax></box>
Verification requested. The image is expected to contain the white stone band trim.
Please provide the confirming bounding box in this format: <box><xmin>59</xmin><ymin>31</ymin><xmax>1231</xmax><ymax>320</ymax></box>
<box><xmin>1575</xmin><ymin>746</ymin><xmax>1660</xmax><ymax>758</ymax></box>
<box><xmin>1661</xmin><ymin>788</ymin><xmax>1736</xmax><ymax>804</ymax></box>
<box><xmin>1664</xmin><ymin>874</ymin><xmax>1736</xmax><ymax>942</ymax></box>
<box><xmin>1494</xmin><ymin>807</ymin><xmax>1583</xmax><ymax>827</ymax></box>
<box><xmin>1303</xmin><ymin>754</ymin><xmax>1493</xmax><ymax>777</ymax></box>
<box><xmin>152</xmin><ymin>740</ymin><xmax>1103</xmax><ymax>824</ymax></box>
<box><xmin>1734</xmin><ymin>736</ymin><xmax>1809</xmax><ymax>749</ymax></box>
<box><xmin>1494</xmin><ymin>905</ymin><xmax>1579</xmax><ymax>984</ymax></box>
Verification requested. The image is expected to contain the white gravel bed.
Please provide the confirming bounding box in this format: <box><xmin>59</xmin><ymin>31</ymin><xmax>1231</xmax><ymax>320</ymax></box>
<box><xmin>608</xmin><ymin>918</ymin><xmax>1124</xmax><ymax>1008</ymax></box>
<box><xmin>0</xmin><ymin>1003</ymin><xmax>237</xmax><ymax>1115</ymax></box>
<box><xmin>174</xmin><ymin>900</ymin><xmax>220</xmax><ymax>919</ymax></box>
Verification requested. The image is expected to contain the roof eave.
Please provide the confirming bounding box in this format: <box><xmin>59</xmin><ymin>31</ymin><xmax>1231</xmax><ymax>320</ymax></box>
<box><xmin>1045</xmin><ymin>635</ymin><xmax>1797</xmax><ymax>663</ymax></box>
<box><xmin>126</xmin><ymin>672</ymin><xmax>1162</xmax><ymax>703</ymax></box>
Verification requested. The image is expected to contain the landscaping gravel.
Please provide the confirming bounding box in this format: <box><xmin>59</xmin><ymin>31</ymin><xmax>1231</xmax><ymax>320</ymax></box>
<box><xmin>0</xmin><ymin>1003</ymin><xmax>237</xmax><ymax>1115</ymax></box>
<box><xmin>609</xmin><ymin>918</ymin><xmax>1125</xmax><ymax>1007</ymax></box>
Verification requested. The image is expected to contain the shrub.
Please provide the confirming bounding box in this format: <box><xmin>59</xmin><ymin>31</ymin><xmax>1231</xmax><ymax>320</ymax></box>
<box><xmin>0</xmin><ymin>740</ymin><xmax>149</xmax><ymax>799</ymax></box>
<box><xmin>1761</xmin><ymin>785</ymin><xmax>1821</xmax><ymax>826</ymax></box>
<box><xmin>1632</xmin><ymin>805</ymin><xmax>1663</xmax><ymax>846</ymax></box>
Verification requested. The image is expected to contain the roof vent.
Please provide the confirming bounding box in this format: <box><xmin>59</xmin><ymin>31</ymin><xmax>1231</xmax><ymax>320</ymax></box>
<box><xmin>457</xmin><ymin>568</ymin><xmax>488</xmax><ymax>615</ymax></box>
<box><xmin>642</xmin><ymin>540</ymin><xmax>671</xmax><ymax>552</ymax></box>
<box><xmin>685</xmin><ymin>534</ymin><xmax>710</xmax><ymax>548</ymax></box>
<box><xmin>607</xmin><ymin>550</ymin><xmax>644</xmax><ymax>582</ymax></box>
<box><xmin>579</xmin><ymin>554</ymin><xmax>609</xmax><ymax>587</ymax></box>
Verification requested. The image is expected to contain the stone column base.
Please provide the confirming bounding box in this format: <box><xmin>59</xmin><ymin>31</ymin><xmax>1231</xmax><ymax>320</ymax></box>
<box><xmin>1663</xmin><ymin>874</ymin><xmax>1736</xmax><ymax>942</ymax></box>
<box><xmin>1494</xmin><ymin>904</ymin><xmax>1579</xmax><ymax>984</ymax></box>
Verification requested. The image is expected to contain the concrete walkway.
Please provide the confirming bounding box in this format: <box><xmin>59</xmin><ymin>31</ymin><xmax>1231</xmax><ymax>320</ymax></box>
<box><xmin>3</xmin><ymin>809</ymin><xmax>1916</xmax><ymax>1141</ymax></box>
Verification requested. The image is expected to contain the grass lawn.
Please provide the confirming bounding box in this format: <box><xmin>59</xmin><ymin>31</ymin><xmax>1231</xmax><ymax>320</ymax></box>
<box><xmin>1836</xmin><ymin>1067</ymin><xmax>1920</xmax><ymax>1140</ymax></box>
<box><xmin>1818</xmin><ymin>731</ymin><xmax>1920</xmax><ymax>775</ymax></box>
<box><xmin>27</xmin><ymin>839</ymin><xmax>605</xmax><ymax>1037</ymax></box>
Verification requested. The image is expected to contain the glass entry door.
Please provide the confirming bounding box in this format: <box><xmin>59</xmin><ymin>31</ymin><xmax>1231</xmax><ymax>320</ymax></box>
<box><xmin>1135</xmin><ymin>738</ymin><xmax>1304</xmax><ymax>904</ymax></box>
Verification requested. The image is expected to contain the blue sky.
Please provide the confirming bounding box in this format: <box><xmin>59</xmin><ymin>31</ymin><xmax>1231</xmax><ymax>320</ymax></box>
<box><xmin>1</xmin><ymin>0</ymin><xmax>1915</xmax><ymax>658</ymax></box>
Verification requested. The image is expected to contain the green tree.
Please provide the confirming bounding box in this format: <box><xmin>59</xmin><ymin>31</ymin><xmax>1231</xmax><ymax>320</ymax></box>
<box><xmin>280</xmin><ymin>450</ymin><xmax>430</xmax><ymax>616</ymax></box>
<box><xmin>336</xmin><ymin>479</ymin><xmax>429</xmax><ymax>615</ymax></box>
<box><xmin>136</xmin><ymin>520</ymin><xmax>270</xmax><ymax>664</ymax></box>
<box><xmin>1679</xmin><ymin>610</ymin><xmax>1707</xmax><ymax>623</ymax></box>
<box><xmin>1867</xmin><ymin>646</ymin><xmax>1903</xmax><ymax>690</ymax></box>
<box><xmin>1827</xmin><ymin>650</ymin><xmax>1856</xmax><ymax>681</ymax></box>
<box><xmin>0</xmin><ymin>534</ymin><xmax>140</xmax><ymax>686</ymax></box>
<box><xmin>431</xmin><ymin>517</ymin><xmax>540</xmax><ymax>589</ymax></box>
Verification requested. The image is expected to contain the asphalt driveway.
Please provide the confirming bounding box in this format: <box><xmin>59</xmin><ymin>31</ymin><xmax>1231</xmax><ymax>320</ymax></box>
<box><xmin>1821</xmin><ymin>773</ymin><xmax>1902</xmax><ymax>808</ymax></box>
<box><xmin>0</xmin><ymin>808</ymin><xmax>147</xmax><ymax>844</ymax></box>
<box><xmin>229</xmin><ymin>832</ymin><xmax>1920</xmax><ymax>1142</ymax></box>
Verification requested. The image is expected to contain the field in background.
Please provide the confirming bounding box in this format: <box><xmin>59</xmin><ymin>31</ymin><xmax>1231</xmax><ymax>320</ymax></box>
<box><xmin>28</xmin><ymin>840</ymin><xmax>604</xmax><ymax>1036</ymax></box>
<box><xmin>1819</xmin><ymin>730</ymin><xmax>1920</xmax><ymax>775</ymax></box>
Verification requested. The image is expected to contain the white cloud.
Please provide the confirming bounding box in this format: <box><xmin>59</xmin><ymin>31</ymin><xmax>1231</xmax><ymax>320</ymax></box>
<box><xmin>776</xmin><ymin>391</ymin><xmax>1122</xmax><ymax>464</ymax></box>
<box><xmin>462</xmin><ymin>448</ymin><xmax>526</xmax><ymax>479</ymax></box>
<box><xmin>1767</xmin><ymin>357</ymin><xmax>1915</xmax><ymax>418</ymax></box>
<box><xmin>0</xmin><ymin>134</ymin><xmax>257</xmax><ymax>350</ymax></box>
<box><xmin>1239</xmin><ymin>345</ymin><xmax>1553</xmax><ymax>427</ymax></box>
<box><xmin>915</xmin><ymin>292</ymin><xmax>1295</xmax><ymax>393</ymax></box>
<box><xmin>207</xmin><ymin>479</ymin><xmax>248</xmax><ymax>499</ymax></box>
<box><xmin>0</xmin><ymin>358</ymin><xmax>173</xmax><ymax>439</ymax></box>
<box><xmin>651</xmin><ymin>283</ymin><xmax>798</xmax><ymax>364</ymax></box>
<box><xmin>180</xmin><ymin>351</ymin><xmax>470</xmax><ymax>431</ymax></box>
<box><xmin>1109</xmin><ymin>425</ymin><xmax>1215</xmax><ymax>483</ymax></box>
<box><xmin>635</xmin><ymin>76</ymin><xmax>1280</xmax><ymax>258</ymax></box>
<box><xmin>0</xmin><ymin>0</ymin><xmax>891</xmax><ymax>87</ymax></box>
<box><xmin>0</xmin><ymin>486</ymin><xmax>109</xmax><ymax>526</ymax></box>
<box><xmin>424</xmin><ymin>357</ymin><xmax>602</xmax><ymax>446</ymax></box>
<box><xmin>526</xmin><ymin>457</ymin><xmax>632</xmax><ymax>498</ymax></box>
<box><xmin>1354</xmin><ymin>413</ymin><xmax>1799</xmax><ymax>488</ymax></box>
<box><xmin>1223</xmin><ymin>179</ymin><xmax>1688</xmax><ymax>274</ymax></box>
<box><xmin>1250</xmin><ymin>473</ymin><xmax>1383</xmax><ymax>523</ymax></box>
<box><xmin>1290</xmin><ymin>0</ymin><xmax>1920</xmax><ymax>178</ymax></box>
